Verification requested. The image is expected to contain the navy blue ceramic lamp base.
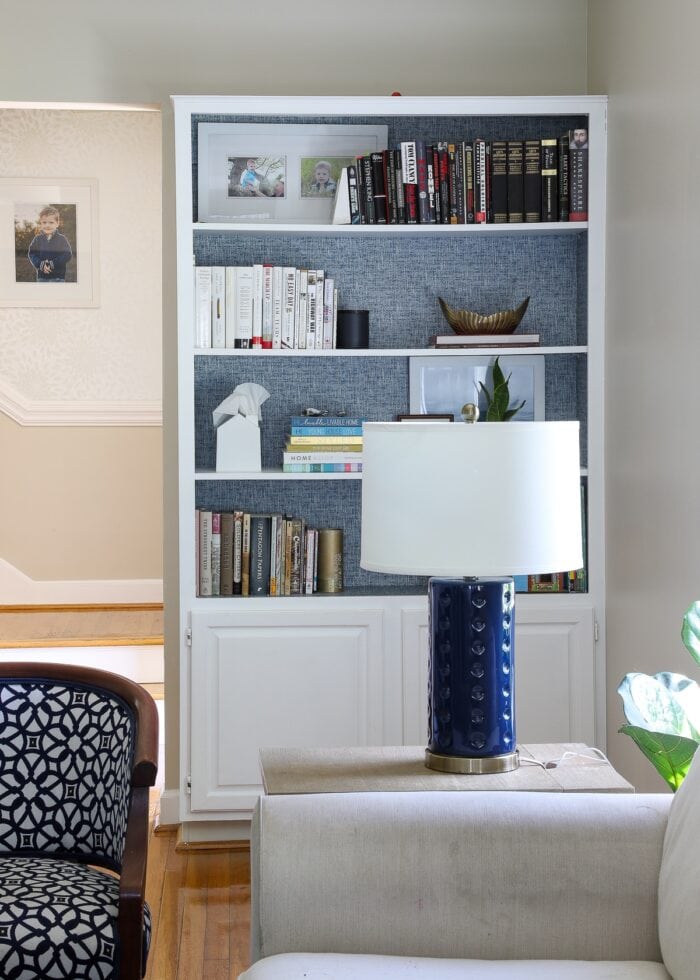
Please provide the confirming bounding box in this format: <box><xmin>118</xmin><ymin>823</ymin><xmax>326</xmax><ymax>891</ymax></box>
<box><xmin>426</xmin><ymin>576</ymin><xmax>519</xmax><ymax>774</ymax></box>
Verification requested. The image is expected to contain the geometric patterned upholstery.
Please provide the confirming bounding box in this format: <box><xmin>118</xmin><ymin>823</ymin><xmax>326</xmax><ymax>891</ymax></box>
<box><xmin>0</xmin><ymin>678</ymin><xmax>135</xmax><ymax>871</ymax></box>
<box><xmin>0</xmin><ymin>857</ymin><xmax>151</xmax><ymax>979</ymax></box>
<box><xmin>0</xmin><ymin>673</ymin><xmax>154</xmax><ymax>978</ymax></box>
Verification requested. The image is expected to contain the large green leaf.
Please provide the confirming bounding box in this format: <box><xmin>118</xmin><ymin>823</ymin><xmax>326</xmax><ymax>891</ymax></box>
<box><xmin>682</xmin><ymin>601</ymin><xmax>700</xmax><ymax>668</ymax></box>
<box><xmin>617</xmin><ymin>671</ymin><xmax>700</xmax><ymax>740</ymax></box>
<box><xmin>618</xmin><ymin>725</ymin><xmax>699</xmax><ymax>791</ymax></box>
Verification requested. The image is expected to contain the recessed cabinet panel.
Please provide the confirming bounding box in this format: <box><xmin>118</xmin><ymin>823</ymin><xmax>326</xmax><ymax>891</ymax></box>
<box><xmin>190</xmin><ymin>607</ymin><xmax>384</xmax><ymax>812</ymax></box>
<box><xmin>401</xmin><ymin>599</ymin><xmax>596</xmax><ymax>747</ymax></box>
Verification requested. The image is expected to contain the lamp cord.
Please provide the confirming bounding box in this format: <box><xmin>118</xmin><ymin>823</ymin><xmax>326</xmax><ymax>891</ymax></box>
<box><xmin>520</xmin><ymin>746</ymin><xmax>613</xmax><ymax>770</ymax></box>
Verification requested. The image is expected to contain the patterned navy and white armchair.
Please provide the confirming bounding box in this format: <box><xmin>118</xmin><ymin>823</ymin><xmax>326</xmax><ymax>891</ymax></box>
<box><xmin>0</xmin><ymin>662</ymin><xmax>159</xmax><ymax>980</ymax></box>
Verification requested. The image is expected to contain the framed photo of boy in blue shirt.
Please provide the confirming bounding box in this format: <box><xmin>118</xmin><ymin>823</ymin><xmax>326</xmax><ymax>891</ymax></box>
<box><xmin>0</xmin><ymin>177</ymin><xmax>99</xmax><ymax>307</ymax></box>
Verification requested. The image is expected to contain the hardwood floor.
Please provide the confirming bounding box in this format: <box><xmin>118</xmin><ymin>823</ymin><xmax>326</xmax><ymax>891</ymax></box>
<box><xmin>145</xmin><ymin>823</ymin><xmax>251</xmax><ymax>980</ymax></box>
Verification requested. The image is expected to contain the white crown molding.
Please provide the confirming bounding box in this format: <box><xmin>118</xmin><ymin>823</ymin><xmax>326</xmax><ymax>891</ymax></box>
<box><xmin>0</xmin><ymin>559</ymin><xmax>163</xmax><ymax>604</ymax></box>
<box><xmin>0</xmin><ymin>379</ymin><xmax>161</xmax><ymax>426</ymax></box>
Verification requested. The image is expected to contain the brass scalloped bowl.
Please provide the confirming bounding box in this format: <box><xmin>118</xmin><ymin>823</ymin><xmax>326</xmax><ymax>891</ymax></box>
<box><xmin>438</xmin><ymin>296</ymin><xmax>530</xmax><ymax>336</ymax></box>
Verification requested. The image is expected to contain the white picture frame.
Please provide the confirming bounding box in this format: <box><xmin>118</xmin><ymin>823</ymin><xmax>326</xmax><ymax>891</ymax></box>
<box><xmin>197</xmin><ymin>122</ymin><xmax>388</xmax><ymax>223</ymax></box>
<box><xmin>0</xmin><ymin>177</ymin><xmax>99</xmax><ymax>308</ymax></box>
<box><xmin>409</xmin><ymin>354</ymin><xmax>545</xmax><ymax>422</ymax></box>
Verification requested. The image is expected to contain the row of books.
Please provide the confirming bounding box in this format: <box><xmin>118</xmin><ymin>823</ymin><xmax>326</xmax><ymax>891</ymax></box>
<box><xmin>282</xmin><ymin>415</ymin><xmax>364</xmax><ymax>473</ymax></box>
<box><xmin>337</xmin><ymin>132</ymin><xmax>587</xmax><ymax>226</ymax></box>
<box><xmin>194</xmin><ymin>264</ymin><xmax>339</xmax><ymax>350</ymax></box>
<box><xmin>197</xmin><ymin>509</ymin><xmax>339</xmax><ymax>597</ymax></box>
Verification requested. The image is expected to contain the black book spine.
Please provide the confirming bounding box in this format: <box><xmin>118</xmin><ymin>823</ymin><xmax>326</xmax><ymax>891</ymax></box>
<box><xmin>491</xmin><ymin>139</ymin><xmax>508</xmax><ymax>224</ymax></box>
<box><xmin>347</xmin><ymin>163</ymin><xmax>361</xmax><ymax>224</ymax></box>
<box><xmin>385</xmin><ymin>149</ymin><xmax>398</xmax><ymax>223</ymax></box>
<box><xmin>540</xmin><ymin>138</ymin><xmax>558</xmax><ymax>222</ymax></box>
<box><xmin>524</xmin><ymin>139</ymin><xmax>541</xmax><ymax>222</ymax></box>
<box><xmin>568</xmin><ymin>129</ymin><xmax>588</xmax><ymax>221</ymax></box>
<box><xmin>437</xmin><ymin>142</ymin><xmax>450</xmax><ymax>224</ymax></box>
<box><xmin>249</xmin><ymin>514</ymin><xmax>272</xmax><ymax>596</ymax></box>
<box><xmin>428</xmin><ymin>144</ymin><xmax>439</xmax><ymax>223</ymax></box>
<box><xmin>355</xmin><ymin>157</ymin><xmax>367</xmax><ymax>223</ymax></box>
<box><xmin>485</xmin><ymin>141</ymin><xmax>493</xmax><ymax>223</ymax></box>
<box><xmin>474</xmin><ymin>138</ymin><xmax>486</xmax><ymax>223</ymax></box>
<box><xmin>370</xmin><ymin>151</ymin><xmax>388</xmax><ymax>223</ymax></box>
<box><xmin>447</xmin><ymin>143</ymin><xmax>458</xmax><ymax>223</ymax></box>
<box><xmin>463</xmin><ymin>141</ymin><xmax>474</xmax><ymax>223</ymax></box>
<box><xmin>360</xmin><ymin>155</ymin><xmax>376</xmax><ymax>224</ymax></box>
<box><xmin>506</xmin><ymin>140</ymin><xmax>524</xmax><ymax>223</ymax></box>
<box><xmin>557</xmin><ymin>134</ymin><xmax>570</xmax><ymax>221</ymax></box>
<box><xmin>393</xmin><ymin>148</ymin><xmax>406</xmax><ymax>223</ymax></box>
<box><xmin>415</xmin><ymin>140</ymin><xmax>431</xmax><ymax>223</ymax></box>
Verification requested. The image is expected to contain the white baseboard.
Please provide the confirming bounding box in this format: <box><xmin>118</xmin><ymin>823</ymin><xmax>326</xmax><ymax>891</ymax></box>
<box><xmin>0</xmin><ymin>558</ymin><xmax>163</xmax><ymax>605</ymax></box>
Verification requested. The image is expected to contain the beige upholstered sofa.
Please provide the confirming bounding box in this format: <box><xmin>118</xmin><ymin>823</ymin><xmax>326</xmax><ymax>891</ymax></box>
<box><xmin>239</xmin><ymin>751</ymin><xmax>700</xmax><ymax>980</ymax></box>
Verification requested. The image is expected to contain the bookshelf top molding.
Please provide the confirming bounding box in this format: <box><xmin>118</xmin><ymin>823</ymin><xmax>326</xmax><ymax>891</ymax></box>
<box><xmin>171</xmin><ymin>94</ymin><xmax>607</xmax><ymax>120</ymax></box>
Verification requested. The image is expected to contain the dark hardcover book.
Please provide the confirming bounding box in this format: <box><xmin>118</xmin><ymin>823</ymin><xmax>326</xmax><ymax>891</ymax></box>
<box><xmin>347</xmin><ymin>163</ymin><xmax>361</xmax><ymax>224</ymax></box>
<box><xmin>393</xmin><ymin>148</ymin><xmax>406</xmax><ymax>223</ymax></box>
<box><xmin>437</xmin><ymin>142</ymin><xmax>450</xmax><ymax>224</ymax></box>
<box><xmin>568</xmin><ymin>129</ymin><xmax>588</xmax><ymax>221</ymax></box>
<box><xmin>370</xmin><ymin>151</ymin><xmax>388</xmax><ymax>223</ymax></box>
<box><xmin>540</xmin><ymin>138</ymin><xmax>558</xmax><ymax>222</ymax></box>
<box><xmin>415</xmin><ymin>140</ymin><xmax>431</xmax><ymax>223</ymax></box>
<box><xmin>491</xmin><ymin>140</ymin><xmax>508</xmax><ymax>223</ymax></box>
<box><xmin>385</xmin><ymin>149</ymin><xmax>398</xmax><ymax>223</ymax></box>
<box><xmin>524</xmin><ymin>139</ymin><xmax>541</xmax><ymax>222</ymax></box>
<box><xmin>400</xmin><ymin>141</ymin><xmax>419</xmax><ymax>224</ymax></box>
<box><xmin>220</xmin><ymin>511</ymin><xmax>235</xmax><ymax>596</ymax></box>
<box><xmin>232</xmin><ymin>510</ymin><xmax>243</xmax><ymax>595</ymax></box>
<box><xmin>485</xmin><ymin>141</ymin><xmax>493</xmax><ymax>222</ymax></box>
<box><xmin>249</xmin><ymin>514</ymin><xmax>272</xmax><ymax>596</ymax></box>
<box><xmin>463</xmin><ymin>141</ymin><xmax>474</xmax><ymax>223</ymax></box>
<box><xmin>360</xmin><ymin>155</ymin><xmax>376</xmax><ymax>224</ymax></box>
<box><xmin>455</xmin><ymin>142</ymin><xmax>466</xmax><ymax>222</ymax></box>
<box><xmin>427</xmin><ymin>145</ymin><xmax>438</xmax><ymax>223</ymax></box>
<box><xmin>355</xmin><ymin>157</ymin><xmax>366</xmax><ymax>223</ymax></box>
<box><xmin>288</xmin><ymin>517</ymin><xmax>305</xmax><ymax>596</ymax></box>
<box><xmin>474</xmin><ymin>138</ymin><xmax>487</xmax><ymax>223</ymax></box>
<box><xmin>506</xmin><ymin>140</ymin><xmax>524</xmax><ymax>222</ymax></box>
<box><xmin>557</xmin><ymin>134</ymin><xmax>570</xmax><ymax>221</ymax></box>
<box><xmin>447</xmin><ymin>143</ymin><xmax>459</xmax><ymax>223</ymax></box>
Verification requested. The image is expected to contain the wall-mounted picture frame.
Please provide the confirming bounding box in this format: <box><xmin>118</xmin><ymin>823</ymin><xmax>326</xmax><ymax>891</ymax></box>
<box><xmin>409</xmin><ymin>354</ymin><xmax>545</xmax><ymax>421</ymax></box>
<box><xmin>396</xmin><ymin>413</ymin><xmax>454</xmax><ymax>422</ymax></box>
<box><xmin>197</xmin><ymin>122</ymin><xmax>388</xmax><ymax>223</ymax></box>
<box><xmin>0</xmin><ymin>177</ymin><xmax>99</xmax><ymax>308</ymax></box>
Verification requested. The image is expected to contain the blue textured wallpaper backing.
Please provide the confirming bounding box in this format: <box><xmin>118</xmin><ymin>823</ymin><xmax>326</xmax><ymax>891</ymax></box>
<box><xmin>191</xmin><ymin>112</ymin><xmax>590</xmax><ymax>592</ymax></box>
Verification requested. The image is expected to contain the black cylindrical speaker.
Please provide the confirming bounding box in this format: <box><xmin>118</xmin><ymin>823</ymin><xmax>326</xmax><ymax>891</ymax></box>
<box><xmin>336</xmin><ymin>309</ymin><xmax>369</xmax><ymax>349</ymax></box>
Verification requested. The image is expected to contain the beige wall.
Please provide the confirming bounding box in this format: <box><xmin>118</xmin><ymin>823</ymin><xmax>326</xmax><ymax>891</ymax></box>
<box><xmin>0</xmin><ymin>106</ymin><xmax>162</xmax><ymax>594</ymax></box>
<box><xmin>0</xmin><ymin>0</ymin><xmax>590</xmax><ymax>796</ymax></box>
<box><xmin>588</xmin><ymin>0</ymin><xmax>700</xmax><ymax>790</ymax></box>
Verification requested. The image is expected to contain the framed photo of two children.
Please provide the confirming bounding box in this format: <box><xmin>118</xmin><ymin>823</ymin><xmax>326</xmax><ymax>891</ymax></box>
<box><xmin>0</xmin><ymin>177</ymin><xmax>99</xmax><ymax>308</ymax></box>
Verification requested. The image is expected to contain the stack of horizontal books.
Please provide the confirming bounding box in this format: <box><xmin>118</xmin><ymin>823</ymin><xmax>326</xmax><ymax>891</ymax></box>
<box><xmin>282</xmin><ymin>416</ymin><xmax>364</xmax><ymax>473</ymax></box>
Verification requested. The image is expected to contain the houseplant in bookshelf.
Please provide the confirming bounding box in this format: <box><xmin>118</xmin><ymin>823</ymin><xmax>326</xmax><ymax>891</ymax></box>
<box><xmin>618</xmin><ymin>600</ymin><xmax>700</xmax><ymax>790</ymax></box>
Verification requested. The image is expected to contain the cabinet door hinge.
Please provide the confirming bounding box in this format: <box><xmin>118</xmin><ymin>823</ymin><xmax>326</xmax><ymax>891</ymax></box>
<box><xmin>185</xmin><ymin>627</ymin><xmax>192</xmax><ymax>647</ymax></box>
<box><xmin>186</xmin><ymin>775</ymin><xmax>192</xmax><ymax>794</ymax></box>
<box><xmin>594</xmin><ymin>620</ymin><xmax>600</xmax><ymax>643</ymax></box>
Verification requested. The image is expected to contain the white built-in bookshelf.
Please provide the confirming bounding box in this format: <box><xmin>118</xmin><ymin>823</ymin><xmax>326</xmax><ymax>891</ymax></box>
<box><xmin>173</xmin><ymin>94</ymin><xmax>607</xmax><ymax>834</ymax></box>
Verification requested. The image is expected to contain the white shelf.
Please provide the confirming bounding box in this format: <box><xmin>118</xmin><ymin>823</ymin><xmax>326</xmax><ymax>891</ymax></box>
<box><xmin>193</xmin><ymin>221</ymin><xmax>587</xmax><ymax>236</ymax></box>
<box><xmin>194</xmin><ymin>346</ymin><xmax>587</xmax><ymax>358</ymax></box>
<box><xmin>196</xmin><ymin>469</ymin><xmax>362</xmax><ymax>481</ymax></box>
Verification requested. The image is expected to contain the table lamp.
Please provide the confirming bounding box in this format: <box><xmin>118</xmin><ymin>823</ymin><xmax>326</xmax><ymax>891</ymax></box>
<box><xmin>360</xmin><ymin>421</ymin><xmax>583</xmax><ymax>774</ymax></box>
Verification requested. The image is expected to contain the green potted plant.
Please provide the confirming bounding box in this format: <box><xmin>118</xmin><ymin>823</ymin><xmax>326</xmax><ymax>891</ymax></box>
<box><xmin>618</xmin><ymin>600</ymin><xmax>700</xmax><ymax>790</ymax></box>
<box><xmin>477</xmin><ymin>356</ymin><xmax>526</xmax><ymax>421</ymax></box>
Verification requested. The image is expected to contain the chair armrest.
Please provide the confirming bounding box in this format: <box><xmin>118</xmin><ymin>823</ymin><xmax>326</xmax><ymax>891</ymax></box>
<box><xmin>251</xmin><ymin>790</ymin><xmax>671</xmax><ymax>964</ymax></box>
<box><xmin>118</xmin><ymin>786</ymin><xmax>151</xmax><ymax>980</ymax></box>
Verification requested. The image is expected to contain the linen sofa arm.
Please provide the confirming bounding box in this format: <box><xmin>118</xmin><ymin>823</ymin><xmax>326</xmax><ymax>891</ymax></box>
<box><xmin>250</xmin><ymin>790</ymin><xmax>671</xmax><ymax>965</ymax></box>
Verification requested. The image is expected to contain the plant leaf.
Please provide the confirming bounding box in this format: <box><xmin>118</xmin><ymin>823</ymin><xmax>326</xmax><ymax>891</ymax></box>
<box><xmin>618</xmin><ymin>671</ymin><xmax>700</xmax><ymax>738</ymax></box>
<box><xmin>682</xmin><ymin>601</ymin><xmax>700</xmax><ymax>668</ymax></box>
<box><xmin>503</xmin><ymin>399</ymin><xmax>526</xmax><ymax>421</ymax></box>
<box><xmin>618</xmin><ymin>725</ymin><xmax>699</xmax><ymax>791</ymax></box>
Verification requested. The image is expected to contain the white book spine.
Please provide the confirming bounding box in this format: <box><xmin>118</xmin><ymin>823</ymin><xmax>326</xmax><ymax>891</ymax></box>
<box><xmin>293</xmin><ymin>268</ymin><xmax>301</xmax><ymax>349</ymax></box>
<box><xmin>315</xmin><ymin>270</ymin><xmax>325</xmax><ymax>349</ymax></box>
<box><xmin>194</xmin><ymin>266</ymin><xmax>212</xmax><ymax>348</ymax></box>
<box><xmin>306</xmin><ymin>270</ymin><xmax>317</xmax><ymax>349</ymax></box>
<box><xmin>332</xmin><ymin>286</ymin><xmax>338</xmax><ymax>349</ymax></box>
<box><xmin>282</xmin><ymin>267</ymin><xmax>297</xmax><ymax>349</ymax></box>
<box><xmin>225</xmin><ymin>267</ymin><xmax>237</xmax><ymax>348</ymax></box>
<box><xmin>262</xmin><ymin>264</ymin><xmax>273</xmax><ymax>349</ymax></box>
<box><xmin>272</xmin><ymin>265</ymin><xmax>284</xmax><ymax>349</ymax></box>
<box><xmin>211</xmin><ymin>267</ymin><xmax>226</xmax><ymax>348</ymax></box>
<box><xmin>252</xmin><ymin>263</ymin><xmax>264</xmax><ymax>348</ymax></box>
<box><xmin>322</xmin><ymin>277</ymin><xmax>334</xmax><ymax>349</ymax></box>
<box><xmin>297</xmin><ymin>269</ymin><xmax>308</xmax><ymax>350</ymax></box>
<box><xmin>235</xmin><ymin>266</ymin><xmax>254</xmax><ymax>348</ymax></box>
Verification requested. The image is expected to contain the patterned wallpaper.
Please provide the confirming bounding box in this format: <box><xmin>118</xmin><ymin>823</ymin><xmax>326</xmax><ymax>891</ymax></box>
<box><xmin>0</xmin><ymin>108</ymin><xmax>162</xmax><ymax>408</ymax></box>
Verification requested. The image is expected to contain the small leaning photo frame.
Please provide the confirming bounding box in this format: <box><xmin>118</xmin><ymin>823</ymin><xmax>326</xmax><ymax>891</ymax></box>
<box><xmin>0</xmin><ymin>177</ymin><xmax>99</xmax><ymax>308</ymax></box>
<box><xmin>197</xmin><ymin>122</ymin><xmax>388</xmax><ymax>224</ymax></box>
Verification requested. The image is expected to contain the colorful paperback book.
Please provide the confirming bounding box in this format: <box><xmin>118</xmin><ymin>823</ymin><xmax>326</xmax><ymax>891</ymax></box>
<box><xmin>286</xmin><ymin>438</ymin><xmax>363</xmax><ymax>449</ymax></box>
<box><xmin>289</xmin><ymin>416</ymin><xmax>365</xmax><ymax>427</ymax></box>
<box><xmin>283</xmin><ymin>462</ymin><xmax>363</xmax><ymax>473</ymax></box>
<box><xmin>290</xmin><ymin>426</ymin><xmax>363</xmax><ymax>437</ymax></box>
<box><xmin>284</xmin><ymin>451</ymin><xmax>364</xmax><ymax>464</ymax></box>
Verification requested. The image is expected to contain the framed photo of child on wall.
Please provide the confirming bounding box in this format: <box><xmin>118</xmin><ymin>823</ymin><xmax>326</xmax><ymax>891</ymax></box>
<box><xmin>0</xmin><ymin>178</ymin><xmax>100</xmax><ymax>307</ymax></box>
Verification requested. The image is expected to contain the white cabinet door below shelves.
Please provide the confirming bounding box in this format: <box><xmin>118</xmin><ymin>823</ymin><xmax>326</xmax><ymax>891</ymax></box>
<box><xmin>189</xmin><ymin>606</ymin><xmax>385</xmax><ymax>813</ymax></box>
